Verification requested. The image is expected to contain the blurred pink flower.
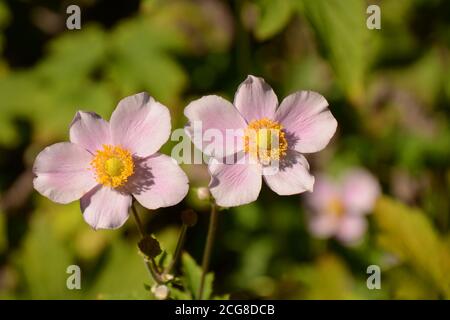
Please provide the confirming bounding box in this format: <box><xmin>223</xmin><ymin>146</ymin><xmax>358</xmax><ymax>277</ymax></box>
<box><xmin>185</xmin><ymin>75</ymin><xmax>337</xmax><ymax>207</ymax></box>
<box><xmin>33</xmin><ymin>93</ymin><xmax>189</xmax><ymax>230</ymax></box>
<box><xmin>306</xmin><ymin>169</ymin><xmax>380</xmax><ymax>245</ymax></box>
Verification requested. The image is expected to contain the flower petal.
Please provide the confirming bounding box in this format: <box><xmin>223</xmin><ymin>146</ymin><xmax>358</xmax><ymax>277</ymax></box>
<box><xmin>110</xmin><ymin>92</ymin><xmax>171</xmax><ymax>157</ymax></box>
<box><xmin>263</xmin><ymin>152</ymin><xmax>314</xmax><ymax>195</ymax></box>
<box><xmin>130</xmin><ymin>153</ymin><xmax>189</xmax><ymax>210</ymax></box>
<box><xmin>184</xmin><ymin>95</ymin><xmax>247</xmax><ymax>158</ymax></box>
<box><xmin>275</xmin><ymin>91</ymin><xmax>337</xmax><ymax>153</ymax></box>
<box><xmin>336</xmin><ymin>215</ymin><xmax>367</xmax><ymax>244</ymax></box>
<box><xmin>342</xmin><ymin>169</ymin><xmax>380</xmax><ymax>215</ymax></box>
<box><xmin>33</xmin><ymin>142</ymin><xmax>96</xmax><ymax>204</ymax></box>
<box><xmin>81</xmin><ymin>186</ymin><xmax>132</xmax><ymax>230</ymax></box>
<box><xmin>208</xmin><ymin>157</ymin><xmax>262</xmax><ymax>207</ymax></box>
<box><xmin>69</xmin><ymin>111</ymin><xmax>111</xmax><ymax>153</ymax></box>
<box><xmin>234</xmin><ymin>75</ymin><xmax>278</xmax><ymax>122</ymax></box>
<box><xmin>308</xmin><ymin>213</ymin><xmax>339</xmax><ymax>239</ymax></box>
<box><xmin>305</xmin><ymin>174</ymin><xmax>339</xmax><ymax>212</ymax></box>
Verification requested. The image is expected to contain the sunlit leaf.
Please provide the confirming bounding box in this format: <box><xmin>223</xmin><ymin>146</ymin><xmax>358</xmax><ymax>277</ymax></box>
<box><xmin>300</xmin><ymin>0</ymin><xmax>372</xmax><ymax>104</ymax></box>
<box><xmin>12</xmin><ymin>214</ymin><xmax>78</xmax><ymax>299</ymax></box>
<box><xmin>89</xmin><ymin>238</ymin><xmax>152</xmax><ymax>300</ymax></box>
<box><xmin>292</xmin><ymin>254</ymin><xmax>363</xmax><ymax>299</ymax></box>
<box><xmin>374</xmin><ymin>196</ymin><xmax>450</xmax><ymax>298</ymax></box>
<box><xmin>181</xmin><ymin>252</ymin><xmax>214</xmax><ymax>299</ymax></box>
<box><xmin>253</xmin><ymin>0</ymin><xmax>294</xmax><ymax>41</ymax></box>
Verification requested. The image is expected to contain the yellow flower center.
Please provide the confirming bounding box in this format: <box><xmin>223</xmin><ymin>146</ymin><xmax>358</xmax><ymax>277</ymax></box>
<box><xmin>243</xmin><ymin>118</ymin><xmax>288</xmax><ymax>164</ymax></box>
<box><xmin>327</xmin><ymin>197</ymin><xmax>345</xmax><ymax>218</ymax></box>
<box><xmin>91</xmin><ymin>145</ymin><xmax>134</xmax><ymax>188</ymax></box>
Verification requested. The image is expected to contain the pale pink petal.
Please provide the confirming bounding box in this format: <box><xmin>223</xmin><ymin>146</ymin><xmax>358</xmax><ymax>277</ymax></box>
<box><xmin>33</xmin><ymin>142</ymin><xmax>96</xmax><ymax>204</ymax></box>
<box><xmin>69</xmin><ymin>111</ymin><xmax>111</xmax><ymax>153</ymax></box>
<box><xmin>208</xmin><ymin>157</ymin><xmax>262</xmax><ymax>207</ymax></box>
<box><xmin>80</xmin><ymin>186</ymin><xmax>132</xmax><ymax>230</ymax></box>
<box><xmin>184</xmin><ymin>95</ymin><xmax>247</xmax><ymax>158</ymax></box>
<box><xmin>305</xmin><ymin>175</ymin><xmax>340</xmax><ymax>212</ymax></box>
<box><xmin>130</xmin><ymin>154</ymin><xmax>189</xmax><ymax>210</ymax></box>
<box><xmin>275</xmin><ymin>91</ymin><xmax>337</xmax><ymax>153</ymax></box>
<box><xmin>342</xmin><ymin>169</ymin><xmax>380</xmax><ymax>215</ymax></box>
<box><xmin>308</xmin><ymin>213</ymin><xmax>340</xmax><ymax>239</ymax></box>
<box><xmin>234</xmin><ymin>75</ymin><xmax>278</xmax><ymax>122</ymax></box>
<box><xmin>110</xmin><ymin>92</ymin><xmax>171</xmax><ymax>157</ymax></box>
<box><xmin>336</xmin><ymin>215</ymin><xmax>367</xmax><ymax>244</ymax></box>
<box><xmin>263</xmin><ymin>152</ymin><xmax>314</xmax><ymax>195</ymax></box>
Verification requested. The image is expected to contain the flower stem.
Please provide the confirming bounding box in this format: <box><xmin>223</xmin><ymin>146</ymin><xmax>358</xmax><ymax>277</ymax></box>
<box><xmin>198</xmin><ymin>202</ymin><xmax>219</xmax><ymax>300</ymax></box>
<box><xmin>131</xmin><ymin>202</ymin><xmax>164</xmax><ymax>284</ymax></box>
<box><xmin>164</xmin><ymin>224</ymin><xmax>188</xmax><ymax>275</ymax></box>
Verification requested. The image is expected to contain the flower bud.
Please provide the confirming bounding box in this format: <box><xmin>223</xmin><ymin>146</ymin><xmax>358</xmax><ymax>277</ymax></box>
<box><xmin>161</xmin><ymin>273</ymin><xmax>174</xmax><ymax>282</ymax></box>
<box><xmin>181</xmin><ymin>209</ymin><xmax>198</xmax><ymax>227</ymax></box>
<box><xmin>152</xmin><ymin>284</ymin><xmax>169</xmax><ymax>300</ymax></box>
<box><xmin>196</xmin><ymin>187</ymin><xmax>210</xmax><ymax>201</ymax></box>
<box><xmin>138</xmin><ymin>235</ymin><xmax>162</xmax><ymax>259</ymax></box>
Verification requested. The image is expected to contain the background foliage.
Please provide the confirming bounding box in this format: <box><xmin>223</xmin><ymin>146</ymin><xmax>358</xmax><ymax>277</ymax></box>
<box><xmin>0</xmin><ymin>0</ymin><xmax>449</xmax><ymax>299</ymax></box>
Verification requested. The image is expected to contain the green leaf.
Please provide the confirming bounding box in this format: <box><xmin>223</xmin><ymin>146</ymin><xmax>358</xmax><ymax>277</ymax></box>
<box><xmin>169</xmin><ymin>286</ymin><xmax>192</xmax><ymax>300</ymax></box>
<box><xmin>0</xmin><ymin>2</ymin><xmax>10</xmax><ymax>29</ymax></box>
<box><xmin>181</xmin><ymin>252</ymin><xmax>214</xmax><ymax>300</ymax></box>
<box><xmin>0</xmin><ymin>209</ymin><xmax>7</xmax><ymax>254</ymax></box>
<box><xmin>12</xmin><ymin>214</ymin><xmax>78</xmax><ymax>299</ymax></box>
<box><xmin>107</xmin><ymin>17</ymin><xmax>187</xmax><ymax>106</ymax></box>
<box><xmin>292</xmin><ymin>254</ymin><xmax>363</xmax><ymax>299</ymax></box>
<box><xmin>374</xmin><ymin>196</ymin><xmax>450</xmax><ymax>298</ymax></box>
<box><xmin>253</xmin><ymin>0</ymin><xmax>294</xmax><ymax>41</ymax></box>
<box><xmin>89</xmin><ymin>238</ymin><xmax>152</xmax><ymax>300</ymax></box>
<box><xmin>300</xmin><ymin>0</ymin><xmax>371</xmax><ymax>104</ymax></box>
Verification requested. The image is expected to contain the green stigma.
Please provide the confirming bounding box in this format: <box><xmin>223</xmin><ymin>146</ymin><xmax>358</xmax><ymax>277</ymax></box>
<box><xmin>104</xmin><ymin>157</ymin><xmax>124</xmax><ymax>177</ymax></box>
<box><xmin>257</xmin><ymin>128</ymin><xmax>275</xmax><ymax>150</ymax></box>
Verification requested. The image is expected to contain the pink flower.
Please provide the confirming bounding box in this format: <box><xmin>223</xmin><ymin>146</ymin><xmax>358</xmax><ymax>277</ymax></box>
<box><xmin>306</xmin><ymin>169</ymin><xmax>380</xmax><ymax>244</ymax></box>
<box><xmin>184</xmin><ymin>75</ymin><xmax>337</xmax><ymax>207</ymax></box>
<box><xmin>33</xmin><ymin>93</ymin><xmax>189</xmax><ymax>230</ymax></box>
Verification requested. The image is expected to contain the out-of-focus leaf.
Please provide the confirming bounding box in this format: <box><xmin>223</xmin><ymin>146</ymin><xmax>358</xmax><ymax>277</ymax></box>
<box><xmin>375</xmin><ymin>0</ymin><xmax>417</xmax><ymax>63</ymax></box>
<box><xmin>107</xmin><ymin>17</ymin><xmax>187</xmax><ymax>106</ymax></box>
<box><xmin>374</xmin><ymin>196</ymin><xmax>450</xmax><ymax>298</ymax></box>
<box><xmin>35</xmin><ymin>26</ymin><xmax>106</xmax><ymax>81</ymax></box>
<box><xmin>388</xmin><ymin>49</ymin><xmax>444</xmax><ymax>107</ymax></box>
<box><xmin>233</xmin><ymin>202</ymin><xmax>262</xmax><ymax>231</ymax></box>
<box><xmin>253</xmin><ymin>0</ymin><xmax>294</xmax><ymax>41</ymax></box>
<box><xmin>386</xmin><ymin>267</ymin><xmax>438</xmax><ymax>300</ymax></box>
<box><xmin>89</xmin><ymin>238</ymin><xmax>151</xmax><ymax>300</ymax></box>
<box><xmin>283</xmin><ymin>55</ymin><xmax>332</xmax><ymax>95</ymax></box>
<box><xmin>292</xmin><ymin>254</ymin><xmax>362</xmax><ymax>299</ymax></box>
<box><xmin>0</xmin><ymin>26</ymin><xmax>113</xmax><ymax>146</ymax></box>
<box><xmin>0</xmin><ymin>1</ymin><xmax>10</xmax><ymax>52</ymax></box>
<box><xmin>300</xmin><ymin>0</ymin><xmax>371</xmax><ymax>104</ymax></box>
<box><xmin>35</xmin><ymin>198</ymin><xmax>113</xmax><ymax>261</ymax></box>
<box><xmin>238</xmin><ymin>236</ymin><xmax>274</xmax><ymax>281</ymax></box>
<box><xmin>0</xmin><ymin>209</ymin><xmax>6</xmax><ymax>253</ymax></box>
<box><xmin>146</xmin><ymin>0</ymin><xmax>233</xmax><ymax>53</ymax></box>
<box><xmin>0</xmin><ymin>2</ymin><xmax>10</xmax><ymax>28</ymax></box>
<box><xmin>181</xmin><ymin>252</ymin><xmax>214</xmax><ymax>299</ymax></box>
<box><xmin>12</xmin><ymin>214</ymin><xmax>78</xmax><ymax>299</ymax></box>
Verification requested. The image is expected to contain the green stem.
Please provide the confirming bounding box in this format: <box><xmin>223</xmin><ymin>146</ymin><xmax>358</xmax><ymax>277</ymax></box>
<box><xmin>198</xmin><ymin>202</ymin><xmax>219</xmax><ymax>300</ymax></box>
<box><xmin>131</xmin><ymin>202</ymin><xmax>164</xmax><ymax>284</ymax></box>
<box><xmin>164</xmin><ymin>224</ymin><xmax>188</xmax><ymax>275</ymax></box>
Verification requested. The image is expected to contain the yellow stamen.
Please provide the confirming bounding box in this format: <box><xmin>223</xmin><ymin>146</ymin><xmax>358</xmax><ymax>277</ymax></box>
<box><xmin>91</xmin><ymin>145</ymin><xmax>134</xmax><ymax>188</ymax></box>
<box><xmin>243</xmin><ymin>118</ymin><xmax>288</xmax><ymax>164</ymax></box>
<box><xmin>327</xmin><ymin>197</ymin><xmax>345</xmax><ymax>218</ymax></box>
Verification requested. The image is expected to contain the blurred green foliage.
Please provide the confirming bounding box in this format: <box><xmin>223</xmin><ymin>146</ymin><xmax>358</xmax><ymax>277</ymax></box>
<box><xmin>0</xmin><ymin>0</ymin><xmax>449</xmax><ymax>299</ymax></box>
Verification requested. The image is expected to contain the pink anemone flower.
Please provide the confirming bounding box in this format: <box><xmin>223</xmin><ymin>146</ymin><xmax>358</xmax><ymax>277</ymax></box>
<box><xmin>306</xmin><ymin>169</ymin><xmax>380</xmax><ymax>245</ymax></box>
<box><xmin>33</xmin><ymin>93</ymin><xmax>189</xmax><ymax>230</ymax></box>
<box><xmin>184</xmin><ymin>75</ymin><xmax>337</xmax><ymax>207</ymax></box>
